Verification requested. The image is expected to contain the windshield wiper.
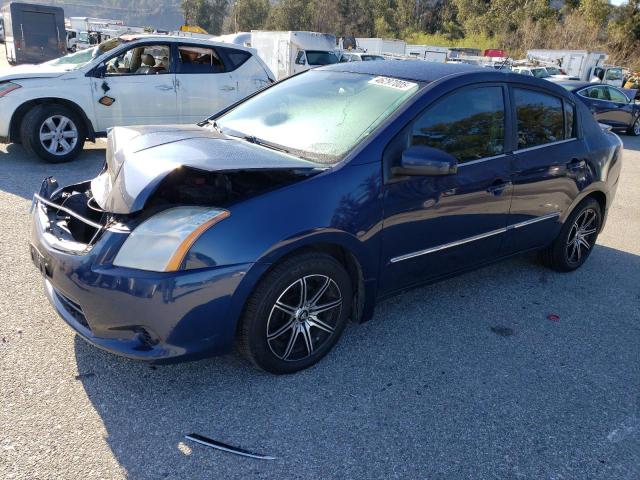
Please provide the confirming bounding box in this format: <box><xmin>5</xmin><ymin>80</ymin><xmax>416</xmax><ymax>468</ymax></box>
<box><xmin>242</xmin><ymin>135</ymin><xmax>291</xmax><ymax>154</ymax></box>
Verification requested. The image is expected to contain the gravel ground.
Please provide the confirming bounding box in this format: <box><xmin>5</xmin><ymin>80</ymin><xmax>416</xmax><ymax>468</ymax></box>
<box><xmin>1</xmin><ymin>50</ymin><xmax>639</xmax><ymax>479</ymax></box>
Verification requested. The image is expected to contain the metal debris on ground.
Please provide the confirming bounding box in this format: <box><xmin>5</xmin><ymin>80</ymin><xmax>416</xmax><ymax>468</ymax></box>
<box><xmin>185</xmin><ymin>433</ymin><xmax>276</xmax><ymax>460</ymax></box>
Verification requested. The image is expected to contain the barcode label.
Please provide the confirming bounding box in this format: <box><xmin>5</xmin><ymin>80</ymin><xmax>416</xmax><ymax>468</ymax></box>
<box><xmin>368</xmin><ymin>76</ymin><xmax>417</xmax><ymax>91</ymax></box>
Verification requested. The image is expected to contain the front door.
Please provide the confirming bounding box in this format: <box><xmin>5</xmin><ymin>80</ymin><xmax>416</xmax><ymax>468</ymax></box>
<box><xmin>505</xmin><ymin>86</ymin><xmax>587</xmax><ymax>253</ymax></box>
<box><xmin>380</xmin><ymin>84</ymin><xmax>513</xmax><ymax>294</ymax></box>
<box><xmin>91</xmin><ymin>43</ymin><xmax>176</xmax><ymax>132</ymax></box>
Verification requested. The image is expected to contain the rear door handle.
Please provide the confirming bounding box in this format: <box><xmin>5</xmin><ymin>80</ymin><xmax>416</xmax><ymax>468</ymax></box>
<box><xmin>567</xmin><ymin>159</ymin><xmax>586</xmax><ymax>171</ymax></box>
<box><xmin>155</xmin><ymin>85</ymin><xmax>174</xmax><ymax>91</ymax></box>
<box><xmin>220</xmin><ymin>85</ymin><xmax>235</xmax><ymax>91</ymax></box>
<box><xmin>486</xmin><ymin>180</ymin><xmax>512</xmax><ymax>194</ymax></box>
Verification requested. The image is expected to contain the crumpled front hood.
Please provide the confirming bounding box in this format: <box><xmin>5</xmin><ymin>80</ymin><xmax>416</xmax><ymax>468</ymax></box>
<box><xmin>0</xmin><ymin>64</ymin><xmax>70</xmax><ymax>82</ymax></box>
<box><xmin>91</xmin><ymin>125</ymin><xmax>320</xmax><ymax>214</ymax></box>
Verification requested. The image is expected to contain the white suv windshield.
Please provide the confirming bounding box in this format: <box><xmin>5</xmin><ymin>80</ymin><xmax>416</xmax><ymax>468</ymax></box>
<box><xmin>45</xmin><ymin>47</ymin><xmax>96</xmax><ymax>69</ymax></box>
<box><xmin>45</xmin><ymin>38</ymin><xmax>123</xmax><ymax>70</ymax></box>
<box><xmin>216</xmin><ymin>71</ymin><xmax>421</xmax><ymax>163</ymax></box>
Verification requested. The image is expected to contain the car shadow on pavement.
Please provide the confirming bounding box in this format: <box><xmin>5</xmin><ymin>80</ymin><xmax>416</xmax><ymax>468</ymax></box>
<box><xmin>0</xmin><ymin>143</ymin><xmax>105</xmax><ymax>200</ymax></box>
<box><xmin>620</xmin><ymin>135</ymin><xmax>640</xmax><ymax>152</ymax></box>
<box><xmin>73</xmin><ymin>245</ymin><xmax>640</xmax><ymax>479</ymax></box>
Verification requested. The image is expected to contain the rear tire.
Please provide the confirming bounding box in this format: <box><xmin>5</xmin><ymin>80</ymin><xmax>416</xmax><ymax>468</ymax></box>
<box><xmin>20</xmin><ymin>104</ymin><xmax>86</xmax><ymax>163</ymax></box>
<box><xmin>539</xmin><ymin>198</ymin><xmax>602</xmax><ymax>272</ymax></box>
<box><xmin>237</xmin><ymin>252</ymin><xmax>352</xmax><ymax>374</ymax></box>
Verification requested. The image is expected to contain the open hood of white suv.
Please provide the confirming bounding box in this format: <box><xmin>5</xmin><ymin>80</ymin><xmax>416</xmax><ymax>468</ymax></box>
<box><xmin>0</xmin><ymin>64</ymin><xmax>70</xmax><ymax>82</ymax></box>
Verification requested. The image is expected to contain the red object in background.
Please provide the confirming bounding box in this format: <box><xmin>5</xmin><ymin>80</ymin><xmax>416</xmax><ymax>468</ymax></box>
<box><xmin>547</xmin><ymin>314</ymin><xmax>560</xmax><ymax>322</ymax></box>
<box><xmin>484</xmin><ymin>49</ymin><xmax>507</xmax><ymax>58</ymax></box>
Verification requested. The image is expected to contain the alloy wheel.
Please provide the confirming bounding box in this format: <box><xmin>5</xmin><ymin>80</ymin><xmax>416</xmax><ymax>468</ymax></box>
<box><xmin>634</xmin><ymin>118</ymin><xmax>640</xmax><ymax>135</ymax></box>
<box><xmin>39</xmin><ymin>115</ymin><xmax>78</xmax><ymax>156</ymax></box>
<box><xmin>266</xmin><ymin>274</ymin><xmax>342</xmax><ymax>362</ymax></box>
<box><xmin>566</xmin><ymin>208</ymin><xmax>598</xmax><ymax>265</ymax></box>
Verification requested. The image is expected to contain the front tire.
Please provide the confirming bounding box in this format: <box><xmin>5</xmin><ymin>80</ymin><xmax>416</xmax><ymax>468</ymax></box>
<box><xmin>20</xmin><ymin>104</ymin><xmax>86</xmax><ymax>163</ymax></box>
<box><xmin>539</xmin><ymin>198</ymin><xmax>602</xmax><ymax>272</ymax></box>
<box><xmin>238</xmin><ymin>252</ymin><xmax>352</xmax><ymax>374</ymax></box>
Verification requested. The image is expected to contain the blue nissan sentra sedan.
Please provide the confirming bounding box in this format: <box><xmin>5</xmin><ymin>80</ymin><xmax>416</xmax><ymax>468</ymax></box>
<box><xmin>30</xmin><ymin>61</ymin><xmax>622</xmax><ymax>373</ymax></box>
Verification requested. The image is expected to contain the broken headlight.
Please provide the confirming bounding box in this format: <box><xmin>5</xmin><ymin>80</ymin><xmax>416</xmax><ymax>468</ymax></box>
<box><xmin>113</xmin><ymin>207</ymin><xmax>229</xmax><ymax>272</ymax></box>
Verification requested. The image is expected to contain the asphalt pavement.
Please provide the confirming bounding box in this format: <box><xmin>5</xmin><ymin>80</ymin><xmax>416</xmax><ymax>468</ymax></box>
<box><xmin>0</xmin><ymin>50</ymin><xmax>639</xmax><ymax>479</ymax></box>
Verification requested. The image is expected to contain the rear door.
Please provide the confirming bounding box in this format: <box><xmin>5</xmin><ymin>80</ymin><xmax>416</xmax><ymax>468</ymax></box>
<box><xmin>175</xmin><ymin>43</ymin><xmax>239</xmax><ymax>124</ymax></box>
<box><xmin>604</xmin><ymin>86</ymin><xmax>634</xmax><ymax>126</ymax></box>
<box><xmin>578</xmin><ymin>86</ymin><xmax>624</xmax><ymax>127</ymax></box>
<box><xmin>380</xmin><ymin>84</ymin><xmax>514</xmax><ymax>293</ymax></box>
<box><xmin>505</xmin><ymin>86</ymin><xmax>586</xmax><ymax>253</ymax></box>
<box><xmin>217</xmin><ymin>46</ymin><xmax>271</xmax><ymax>99</ymax></box>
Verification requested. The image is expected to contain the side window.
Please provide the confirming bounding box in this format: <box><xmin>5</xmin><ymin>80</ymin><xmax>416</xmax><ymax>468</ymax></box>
<box><xmin>105</xmin><ymin>45</ymin><xmax>170</xmax><ymax>76</ymax></box>
<box><xmin>411</xmin><ymin>86</ymin><xmax>505</xmax><ymax>162</ymax></box>
<box><xmin>514</xmin><ymin>88</ymin><xmax>564</xmax><ymax>149</ymax></box>
<box><xmin>581</xmin><ymin>86</ymin><xmax>609</xmax><ymax>100</ymax></box>
<box><xmin>564</xmin><ymin>100</ymin><xmax>575</xmax><ymax>139</ymax></box>
<box><xmin>178</xmin><ymin>46</ymin><xmax>225</xmax><ymax>73</ymax></box>
<box><xmin>607</xmin><ymin>87</ymin><xmax>628</xmax><ymax>104</ymax></box>
<box><xmin>295</xmin><ymin>50</ymin><xmax>306</xmax><ymax>65</ymax></box>
<box><xmin>219</xmin><ymin>47</ymin><xmax>251</xmax><ymax>71</ymax></box>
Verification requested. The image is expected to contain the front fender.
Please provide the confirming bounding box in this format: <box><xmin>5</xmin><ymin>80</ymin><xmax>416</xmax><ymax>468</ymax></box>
<box><xmin>186</xmin><ymin>161</ymin><xmax>384</xmax><ymax>281</ymax></box>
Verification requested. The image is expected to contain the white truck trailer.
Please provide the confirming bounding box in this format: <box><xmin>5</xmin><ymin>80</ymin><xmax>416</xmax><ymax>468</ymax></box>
<box><xmin>251</xmin><ymin>30</ymin><xmax>338</xmax><ymax>80</ymax></box>
<box><xmin>406</xmin><ymin>45</ymin><xmax>448</xmax><ymax>62</ymax></box>
<box><xmin>526</xmin><ymin>49</ymin><xmax>624</xmax><ymax>87</ymax></box>
<box><xmin>355</xmin><ymin>37</ymin><xmax>406</xmax><ymax>56</ymax></box>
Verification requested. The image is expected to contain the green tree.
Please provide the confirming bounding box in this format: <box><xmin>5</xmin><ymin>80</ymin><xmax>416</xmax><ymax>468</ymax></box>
<box><xmin>579</xmin><ymin>0</ymin><xmax>611</xmax><ymax>30</ymax></box>
<box><xmin>181</xmin><ymin>0</ymin><xmax>229</xmax><ymax>34</ymax></box>
<box><xmin>229</xmin><ymin>0</ymin><xmax>270</xmax><ymax>31</ymax></box>
<box><xmin>266</xmin><ymin>0</ymin><xmax>313</xmax><ymax>30</ymax></box>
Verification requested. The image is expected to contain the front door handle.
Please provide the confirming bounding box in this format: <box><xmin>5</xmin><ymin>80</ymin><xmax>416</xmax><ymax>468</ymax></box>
<box><xmin>486</xmin><ymin>180</ymin><xmax>512</xmax><ymax>195</ymax></box>
<box><xmin>155</xmin><ymin>85</ymin><xmax>173</xmax><ymax>91</ymax></box>
<box><xmin>220</xmin><ymin>85</ymin><xmax>235</xmax><ymax>91</ymax></box>
<box><xmin>567</xmin><ymin>159</ymin><xmax>586</xmax><ymax>171</ymax></box>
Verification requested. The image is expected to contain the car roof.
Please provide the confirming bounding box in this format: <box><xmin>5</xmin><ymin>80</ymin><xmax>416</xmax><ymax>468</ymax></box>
<box><xmin>119</xmin><ymin>34</ymin><xmax>254</xmax><ymax>53</ymax></box>
<box><xmin>319</xmin><ymin>60</ymin><xmax>484</xmax><ymax>82</ymax></box>
<box><xmin>555</xmin><ymin>81</ymin><xmax>596</xmax><ymax>91</ymax></box>
<box><xmin>318</xmin><ymin>60</ymin><xmax>572</xmax><ymax>95</ymax></box>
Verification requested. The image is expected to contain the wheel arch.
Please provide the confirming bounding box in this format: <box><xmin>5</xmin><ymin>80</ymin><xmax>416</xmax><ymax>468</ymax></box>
<box><xmin>267</xmin><ymin>242</ymin><xmax>369</xmax><ymax>324</ymax></box>
<box><xmin>561</xmin><ymin>185</ymin><xmax>608</xmax><ymax>227</ymax></box>
<box><xmin>9</xmin><ymin>97</ymin><xmax>96</xmax><ymax>143</ymax></box>
<box><xmin>231</xmin><ymin>238</ymin><xmax>377</xmax><ymax>339</ymax></box>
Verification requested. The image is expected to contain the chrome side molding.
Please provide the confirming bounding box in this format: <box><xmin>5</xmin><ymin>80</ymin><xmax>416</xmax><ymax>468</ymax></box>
<box><xmin>390</xmin><ymin>211</ymin><xmax>560</xmax><ymax>263</ymax></box>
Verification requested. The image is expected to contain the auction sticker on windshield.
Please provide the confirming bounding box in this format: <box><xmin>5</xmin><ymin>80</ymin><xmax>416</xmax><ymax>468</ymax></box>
<box><xmin>368</xmin><ymin>76</ymin><xmax>417</xmax><ymax>91</ymax></box>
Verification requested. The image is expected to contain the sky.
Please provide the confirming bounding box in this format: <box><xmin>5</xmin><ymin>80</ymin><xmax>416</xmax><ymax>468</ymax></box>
<box><xmin>610</xmin><ymin>0</ymin><xmax>627</xmax><ymax>5</ymax></box>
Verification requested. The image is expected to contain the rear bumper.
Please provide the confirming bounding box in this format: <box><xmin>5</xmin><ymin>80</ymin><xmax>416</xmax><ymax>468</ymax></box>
<box><xmin>30</xmin><ymin>198</ymin><xmax>260</xmax><ymax>363</ymax></box>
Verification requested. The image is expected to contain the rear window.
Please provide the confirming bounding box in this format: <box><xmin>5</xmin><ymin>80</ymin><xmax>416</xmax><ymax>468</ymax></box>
<box><xmin>514</xmin><ymin>88</ymin><xmax>564</xmax><ymax>149</ymax></box>
<box><xmin>564</xmin><ymin>101</ymin><xmax>575</xmax><ymax>139</ymax></box>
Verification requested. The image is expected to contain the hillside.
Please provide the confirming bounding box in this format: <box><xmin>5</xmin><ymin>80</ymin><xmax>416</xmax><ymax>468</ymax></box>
<box><xmin>1</xmin><ymin>0</ymin><xmax>185</xmax><ymax>30</ymax></box>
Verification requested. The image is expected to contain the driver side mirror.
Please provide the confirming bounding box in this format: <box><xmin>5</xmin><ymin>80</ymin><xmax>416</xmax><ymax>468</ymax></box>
<box><xmin>392</xmin><ymin>146</ymin><xmax>458</xmax><ymax>176</ymax></box>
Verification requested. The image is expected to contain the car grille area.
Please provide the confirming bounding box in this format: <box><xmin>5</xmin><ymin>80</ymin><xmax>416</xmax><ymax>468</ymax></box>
<box><xmin>54</xmin><ymin>289</ymin><xmax>90</xmax><ymax>330</ymax></box>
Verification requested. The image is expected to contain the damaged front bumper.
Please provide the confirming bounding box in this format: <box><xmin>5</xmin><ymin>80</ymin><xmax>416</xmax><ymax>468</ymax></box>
<box><xmin>30</xmin><ymin>184</ymin><xmax>255</xmax><ymax>363</ymax></box>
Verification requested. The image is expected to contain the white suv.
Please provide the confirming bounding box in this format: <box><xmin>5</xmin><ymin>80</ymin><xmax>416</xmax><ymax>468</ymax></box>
<box><xmin>0</xmin><ymin>35</ymin><xmax>274</xmax><ymax>162</ymax></box>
